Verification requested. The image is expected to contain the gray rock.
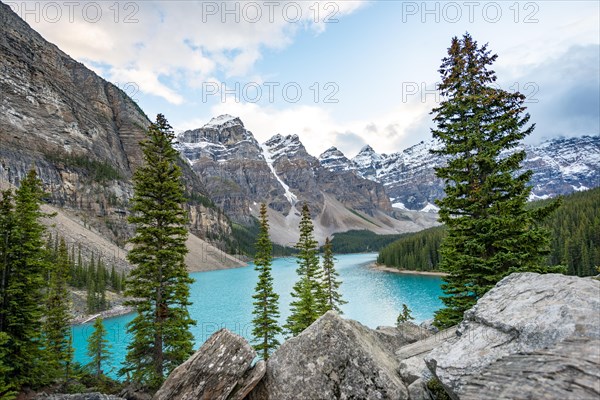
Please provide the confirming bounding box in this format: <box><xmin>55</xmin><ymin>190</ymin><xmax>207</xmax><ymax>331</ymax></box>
<box><xmin>461</xmin><ymin>337</ymin><xmax>600</xmax><ymax>400</ymax></box>
<box><xmin>418</xmin><ymin>320</ymin><xmax>439</xmax><ymax>334</ymax></box>
<box><xmin>153</xmin><ymin>329</ymin><xmax>264</xmax><ymax>400</ymax></box>
<box><xmin>251</xmin><ymin>311</ymin><xmax>409</xmax><ymax>400</ymax></box>
<box><xmin>395</xmin><ymin>327</ymin><xmax>457</xmax><ymax>387</ymax></box>
<box><xmin>228</xmin><ymin>360</ymin><xmax>266</xmax><ymax>400</ymax></box>
<box><xmin>425</xmin><ymin>273</ymin><xmax>600</xmax><ymax>399</ymax></box>
<box><xmin>36</xmin><ymin>395</ymin><xmax>124</xmax><ymax>400</ymax></box>
<box><xmin>374</xmin><ymin>323</ymin><xmax>431</xmax><ymax>355</ymax></box>
<box><xmin>118</xmin><ymin>383</ymin><xmax>152</xmax><ymax>400</ymax></box>
<box><xmin>399</xmin><ymin>356</ymin><xmax>431</xmax><ymax>385</ymax></box>
<box><xmin>407</xmin><ymin>379</ymin><xmax>431</xmax><ymax>400</ymax></box>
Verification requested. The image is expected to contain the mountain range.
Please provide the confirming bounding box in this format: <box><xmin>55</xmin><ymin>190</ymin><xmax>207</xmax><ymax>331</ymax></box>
<box><xmin>175</xmin><ymin>115</ymin><xmax>438</xmax><ymax>245</ymax></box>
<box><xmin>319</xmin><ymin>135</ymin><xmax>600</xmax><ymax>211</ymax></box>
<box><xmin>176</xmin><ymin>115</ymin><xmax>599</xmax><ymax>245</ymax></box>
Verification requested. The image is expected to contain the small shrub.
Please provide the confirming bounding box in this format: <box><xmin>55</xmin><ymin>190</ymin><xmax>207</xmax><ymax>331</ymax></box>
<box><xmin>426</xmin><ymin>378</ymin><xmax>451</xmax><ymax>400</ymax></box>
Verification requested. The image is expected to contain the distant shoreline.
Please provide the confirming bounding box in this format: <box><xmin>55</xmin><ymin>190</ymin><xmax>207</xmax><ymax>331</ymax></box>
<box><xmin>71</xmin><ymin>304</ymin><xmax>134</xmax><ymax>326</ymax></box>
<box><xmin>369</xmin><ymin>263</ymin><xmax>448</xmax><ymax>277</ymax></box>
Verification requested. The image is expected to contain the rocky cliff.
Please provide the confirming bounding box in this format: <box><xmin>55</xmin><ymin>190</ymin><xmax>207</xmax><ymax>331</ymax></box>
<box><xmin>0</xmin><ymin>2</ymin><xmax>231</xmax><ymax>262</ymax></box>
<box><xmin>319</xmin><ymin>136</ymin><xmax>600</xmax><ymax>211</ymax></box>
<box><xmin>177</xmin><ymin>116</ymin><xmax>438</xmax><ymax>245</ymax></box>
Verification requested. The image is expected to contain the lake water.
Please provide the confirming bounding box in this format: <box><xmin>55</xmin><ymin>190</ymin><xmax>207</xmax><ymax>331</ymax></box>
<box><xmin>71</xmin><ymin>253</ymin><xmax>443</xmax><ymax>377</ymax></box>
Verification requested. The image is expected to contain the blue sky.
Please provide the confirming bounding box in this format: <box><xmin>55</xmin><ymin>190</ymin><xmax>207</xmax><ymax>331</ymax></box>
<box><xmin>9</xmin><ymin>0</ymin><xmax>600</xmax><ymax>156</ymax></box>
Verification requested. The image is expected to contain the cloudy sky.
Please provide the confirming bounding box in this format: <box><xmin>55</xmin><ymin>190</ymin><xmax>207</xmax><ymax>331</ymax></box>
<box><xmin>8</xmin><ymin>0</ymin><xmax>599</xmax><ymax>157</ymax></box>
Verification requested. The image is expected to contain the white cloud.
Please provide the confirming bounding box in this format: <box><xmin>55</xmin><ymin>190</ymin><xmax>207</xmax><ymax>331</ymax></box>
<box><xmin>110</xmin><ymin>68</ymin><xmax>184</xmax><ymax>105</ymax></box>
<box><xmin>175</xmin><ymin>94</ymin><xmax>433</xmax><ymax>157</ymax></box>
<box><xmin>20</xmin><ymin>0</ymin><xmax>367</xmax><ymax>103</ymax></box>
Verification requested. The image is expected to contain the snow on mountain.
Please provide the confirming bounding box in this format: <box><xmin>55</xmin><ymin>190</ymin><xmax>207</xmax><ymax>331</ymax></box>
<box><xmin>421</xmin><ymin>203</ymin><xmax>440</xmax><ymax>213</ymax></box>
<box><xmin>174</xmin><ymin>116</ymin><xmax>411</xmax><ymax>242</ymax></box>
<box><xmin>178</xmin><ymin>115</ymin><xmax>599</xmax><ymax>216</ymax></box>
<box><xmin>260</xmin><ymin>141</ymin><xmax>298</xmax><ymax>206</ymax></box>
<box><xmin>352</xmin><ymin>145</ymin><xmax>383</xmax><ymax>180</ymax></box>
<box><xmin>318</xmin><ymin>135</ymin><xmax>600</xmax><ymax>211</ymax></box>
<box><xmin>203</xmin><ymin>114</ymin><xmax>243</xmax><ymax>130</ymax></box>
<box><xmin>318</xmin><ymin>147</ymin><xmax>354</xmax><ymax>173</ymax></box>
<box><xmin>263</xmin><ymin>134</ymin><xmax>305</xmax><ymax>161</ymax></box>
<box><xmin>175</xmin><ymin>115</ymin><xmax>260</xmax><ymax>163</ymax></box>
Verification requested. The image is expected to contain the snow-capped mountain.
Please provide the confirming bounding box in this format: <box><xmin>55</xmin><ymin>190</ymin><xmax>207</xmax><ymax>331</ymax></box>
<box><xmin>317</xmin><ymin>147</ymin><xmax>354</xmax><ymax>173</ymax></box>
<box><xmin>318</xmin><ymin>136</ymin><xmax>600</xmax><ymax>210</ymax></box>
<box><xmin>176</xmin><ymin>116</ymin><xmax>439</xmax><ymax>244</ymax></box>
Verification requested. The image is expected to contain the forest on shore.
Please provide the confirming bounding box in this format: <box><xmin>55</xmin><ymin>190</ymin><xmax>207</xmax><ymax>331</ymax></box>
<box><xmin>377</xmin><ymin>188</ymin><xmax>600</xmax><ymax>277</ymax></box>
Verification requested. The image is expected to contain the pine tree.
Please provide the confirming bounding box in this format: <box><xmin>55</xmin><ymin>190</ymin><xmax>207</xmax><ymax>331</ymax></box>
<box><xmin>87</xmin><ymin>317</ymin><xmax>111</xmax><ymax>378</ymax></box>
<box><xmin>120</xmin><ymin>114</ymin><xmax>195</xmax><ymax>388</ymax></box>
<box><xmin>96</xmin><ymin>258</ymin><xmax>107</xmax><ymax>311</ymax></box>
<box><xmin>43</xmin><ymin>237</ymin><xmax>73</xmax><ymax>378</ymax></box>
<box><xmin>320</xmin><ymin>237</ymin><xmax>346</xmax><ymax>314</ymax></box>
<box><xmin>86</xmin><ymin>278</ymin><xmax>97</xmax><ymax>314</ymax></box>
<box><xmin>65</xmin><ymin>331</ymin><xmax>74</xmax><ymax>382</ymax></box>
<box><xmin>396</xmin><ymin>304</ymin><xmax>414</xmax><ymax>326</ymax></box>
<box><xmin>0</xmin><ymin>332</ymin><xmax>16</xmax><ymax>400</ymax></box>
<box><xmin>285</xmin><ymin>204</ymin><xmax>326</xmax><ymax>336</ymax></box>
<box><xmin>0</xmin><ymin>170</ymin><xmax>51</xmax><ymax>388</ymax></box>
<box><xmin>431</xmin><ymin>34</ymin><xmax>559</xmax><ymax>329</ymax></box>
<box><xmin>251</xmin><ymin>204</ymin><xmax>282</xmax><ymax>360</ymax></box>
<box><xmin>0</xmin><ymin>190</ymin><xmax>15</xmax><ymax>335</ymax></box>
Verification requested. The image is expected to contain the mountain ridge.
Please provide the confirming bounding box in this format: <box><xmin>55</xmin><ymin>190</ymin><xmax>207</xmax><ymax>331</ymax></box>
<box><xmin>176</xmin><ymin>117</ymin><xmax>439</xmax><ymax>245</ymax></box>
<box><xmin>0</xmin><ymin>1</ymin><xmax>233</xmax><ymax>268</ymax></box>
<box><xmin>318</xmin><ymin>135</ymin><xmax>600</xmax><ymax>210</ymax></box>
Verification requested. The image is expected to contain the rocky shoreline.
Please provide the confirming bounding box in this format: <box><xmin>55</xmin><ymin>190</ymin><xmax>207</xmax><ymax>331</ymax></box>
<box><xmin>48</xmin><ymin>272</ymin><xmax>600</xmax><ymax>399</ymax></box>
<box><xmin>369</xmin><ymin>262</ymin><xmax>449</xmax><ymax>277</ymax></box>
<box><xmin>71</xmin><ymin>305</ymin><xmax>134</xmax><ymax>326</ymax></box>
<box><xmin>161</xmin><ymin>272</ymin><xmax>599</xmax><ymax>400</ymax></box>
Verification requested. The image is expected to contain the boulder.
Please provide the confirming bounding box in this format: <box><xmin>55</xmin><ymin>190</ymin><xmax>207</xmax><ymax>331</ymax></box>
<box><xmin>407</xmin><ymin>379</ymin><xmax>431</xmax><ymax>400</ymax></box>
<box><xmin>118</xmin><ymin>384</ymin><xmax>152</xmax><ymax>400</ymax></box>
<box><xmin>399</xmin><ymin>356</ymin><xmax>431</xmax><ymax>386</ymax></box>
<box><xmin>425</xmin><ymin>273</ymin><xmax>600</xmax><ymax>399</ymax></box>
<box><xmin>153</xmin><ymin>329</ymin><xmax>264</xmax><ymax>400</ymax></box>
<box><xmin>395</xmin><ymin>328</ymin><xmax>456</xmax><ymax>386</ymax></box>
<box><xmin>418</xmin><ymin>320</ymin><xmax>439</xmax><ymax>334</ymax></box>
<box><xmin>374</xmin><ymin>323</ymin><xmax>431</xmax><ymax>354</ymax></box>
<box><xmin>250</xmin><ymin>311</ymin><xmax>409</xmax><ymax>399</ymax></box>
<box><xmin>461</xmin><ymin>337</ymin><xmax>600</xmax><ymax>399</ymax></box>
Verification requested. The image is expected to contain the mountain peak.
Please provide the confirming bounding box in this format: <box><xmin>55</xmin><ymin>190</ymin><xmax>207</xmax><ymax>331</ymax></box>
<box><xmin>358</xmin><ymin>145</ymin><xmax>376</xmax><ymax>155</ymax></box>
<box><xmin>263</xmin><ymin>133</ymin><xmax>308</xmax><ymax>161</ymax></box>
<box><xmin>321</xmin><ymin>146</ymin><xmax>341</xmax><ymax>155</ymax></box>
<box><xmin>203</xmin><ymin>114</ymin><xmax>243</xmax><ymax>129</ymax></box>
<box><xmin>319</xmin><ymin>147</ymin><xmax>354</xmax><ymax>173</ymax></box>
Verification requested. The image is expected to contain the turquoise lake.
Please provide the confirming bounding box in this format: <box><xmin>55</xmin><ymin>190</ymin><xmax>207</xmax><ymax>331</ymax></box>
<box><xmin>71</xmin><ymin>253</ymin><xmax>443</xmax><ymax>377</ymax></box>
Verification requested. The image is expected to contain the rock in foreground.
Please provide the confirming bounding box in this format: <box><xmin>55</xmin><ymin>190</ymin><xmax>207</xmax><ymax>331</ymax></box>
<box><xmin>425</xmin><ymin>272</ymin><xmax>600</xmax><ymax>399</ymax></box>
<box><xmin>36</xmin><ymin>395</ymin><xmax>125</xmax><ymax>400</ymax></box>
<box><xmin>153</xmin><ymin>329</ymin><xmax>264</xmax><ymax>400</ymax></box>
<box><xmin>461</xmin><ymin>337</ymin><xmax>600</xmax><ymax>399</ymax></box>
<box><xmin>250</xmin><ymin>311</ymin><xmax>429</xmax><ymax>400</ymax></box>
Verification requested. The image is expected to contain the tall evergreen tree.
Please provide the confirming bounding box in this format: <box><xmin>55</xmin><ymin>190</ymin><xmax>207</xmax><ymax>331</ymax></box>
<box><xmin>285</xmin><ymin>204</ymin><xmax>326</xmax><ymax>336</ymax></box>
<box><xmin>251</xmin><ymin>204</ymin><xmax>282</xmax><ymax>360</ymax></box>
<box><xmin>431</xmin><ymin>34</ymin><xmax>559</xmax><ymax>329</ymax></box>
<box><xmin>320</xmin><ymin>237</ymin><xmax>346</xmax><ymax>314</ymax></box>
<box><xmin>0</xmin><ymin>170</ymin><xmax>50</xmax><ymax>388</ymax></box>
<box><xmin>120</xmin><ymin>114</ymin><xmax>195</xmax><ymax>388</ymax></box>
<box><xmin>87</xmin><ymin>317</ymin><xmax>111</xmax><ymax>378</ymax></box>
<box><xmin>43</xmin><ymin>237</ymin><xmax>73</xmax><ymax>378</ymax></box>
<box><xmin>0</xmin><ymin>332</ymin><xmax>16</xmax><ymax>400</ymax></box>
<box><xmin>0</xmin><ymin>190</ymin><xmax>15</xmax><ymax>335</ymax></box>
